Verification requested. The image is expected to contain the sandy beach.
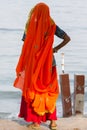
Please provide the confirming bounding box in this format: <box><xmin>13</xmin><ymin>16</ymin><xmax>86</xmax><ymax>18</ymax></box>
<box><xmin>0</xmin><ymin>115</ymin><xmax>87</xmax><ymax>130</ymax></box>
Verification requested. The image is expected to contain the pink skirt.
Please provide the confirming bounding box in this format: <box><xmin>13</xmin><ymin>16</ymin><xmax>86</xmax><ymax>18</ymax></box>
<box><xmin>18</xmin><ymin>96</ymin><xmax>57</xmax><ymax>124</ymax></box>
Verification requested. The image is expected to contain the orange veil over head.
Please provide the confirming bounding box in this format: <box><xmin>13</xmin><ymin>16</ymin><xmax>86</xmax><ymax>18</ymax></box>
<box><xmin>14</xmin><ymin>3</ymin><xmax>59</xmax><ymax>115</ymax></box>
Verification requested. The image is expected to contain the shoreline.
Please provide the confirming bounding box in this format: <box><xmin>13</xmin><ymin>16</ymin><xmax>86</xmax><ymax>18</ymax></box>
<box><xmin>0</xmin><ymin>115</ymin><xmax>87</xmax><ymax>130</ymax></box>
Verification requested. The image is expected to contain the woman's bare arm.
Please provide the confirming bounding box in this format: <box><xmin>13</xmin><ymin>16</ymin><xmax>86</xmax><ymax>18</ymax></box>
<box><xmin>53</xmin><ymin>33</ymin><xmax>71</xmax><ymax>53</ymax></box>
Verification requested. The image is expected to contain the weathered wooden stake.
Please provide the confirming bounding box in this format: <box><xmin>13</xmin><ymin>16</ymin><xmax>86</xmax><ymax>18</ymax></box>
<box><xmin>74</xmin><ymin>74</ymin><xmax>85</xmax><ymax>115</ymax></box>
<box><xmin>59</xmin><ymin>74</ymin><xmax>72</xmax><ymax>117</ymax></box>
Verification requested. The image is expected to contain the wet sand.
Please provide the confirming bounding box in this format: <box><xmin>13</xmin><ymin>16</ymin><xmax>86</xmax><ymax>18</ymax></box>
<box><xmin>0</xmin><ymin>115</ymin><xmax>87</xmax><ymax>130</ymax></box>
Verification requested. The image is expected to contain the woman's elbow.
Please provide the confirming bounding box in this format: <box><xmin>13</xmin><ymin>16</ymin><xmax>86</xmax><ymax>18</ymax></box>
<box><xmin>67</xmin><ymin>35</ymin><xmax>71</xmax><ymax>42</ymax></box>
<box><xmin>64</xmin><ymin>33</ymin><xmax>71</xmax><ymax>43</ymax></box>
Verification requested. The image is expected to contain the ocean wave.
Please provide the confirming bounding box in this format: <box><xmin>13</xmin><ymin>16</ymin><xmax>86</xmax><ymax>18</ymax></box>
<box><xmin>0</xmin><ymin>28</ymin><xmax>23</xmax><ymax>32</ymax></box>
<box><xmin>0</xmin><ymin>54</ymin><xmax>19</xmax><ymax>57</ymax></box>
<box><xmin>0</xmin><ymin>112</ymin><xmax>11</xmax><ymax>119</ymax></box>
<box><xmin>0</xmin><ymin>91</ymin><xmax>21</xmax><ymax>99</ymax></box>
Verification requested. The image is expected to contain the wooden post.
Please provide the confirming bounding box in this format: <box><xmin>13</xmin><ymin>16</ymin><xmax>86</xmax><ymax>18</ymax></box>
<box><xmin>74</xmin><ymin>75</ymin><xmax>85</xmax><ymax>115</ymax></box>
<box><xmin>59</xmin><ymin>74</ymin><xmax>72</xmax><ymax>117</ymax></box>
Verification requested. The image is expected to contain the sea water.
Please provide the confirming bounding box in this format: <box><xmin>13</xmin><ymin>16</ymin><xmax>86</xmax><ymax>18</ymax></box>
<box><xmin>0</xmin><ymin>0</ymin><xmax>87</xmax><ymax>119</ymax></box>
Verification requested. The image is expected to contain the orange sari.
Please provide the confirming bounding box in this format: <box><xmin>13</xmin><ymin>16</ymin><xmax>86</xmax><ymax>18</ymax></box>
<box><xmin>14</xmin><ymin>3</ymin><xmax>59</xmax><ymax>116</ymax></box>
